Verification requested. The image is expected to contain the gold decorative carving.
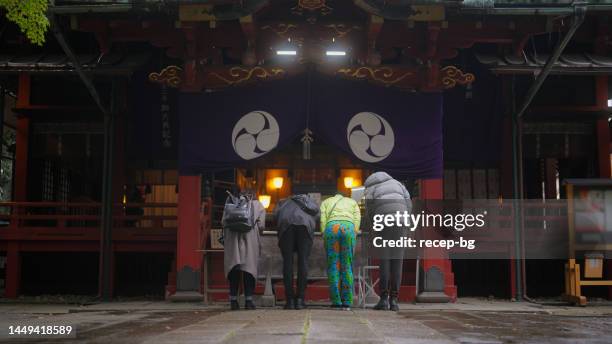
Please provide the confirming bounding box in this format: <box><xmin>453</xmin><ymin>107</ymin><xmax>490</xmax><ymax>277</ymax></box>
<box><xmin>292</xmin><ymin>0</ymin><xmax>332</xmax><ymax>16</ymax></box>
<box><xmin>440</xmin><ymin>66</ymin><xmax>475</xmax><ymax>89</ymax></box>
<box><xmin>261</xmin><ymin>23</ymin><xmax>299</xmax><ymax>37</ymax></box>
<box><xmin>148</xmin><ymin>65</ymin><xmax>183</xmax><ymax>88</ymax></box>
<box><xmin>208</xmin><ymin>66</ymin><xmax>286</xmax><ymax>86</ymax></box>
<box><xmin>336</xmin><ymin>67</ymin><xmax>413</xmax><ymax>85</ymax></box>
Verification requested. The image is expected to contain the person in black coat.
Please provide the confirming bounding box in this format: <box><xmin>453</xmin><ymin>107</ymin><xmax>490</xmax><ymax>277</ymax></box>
<box><xmin>274</xmin><ymin>194</ymin><xmax>320</xmax><ymax>309</ymax></box>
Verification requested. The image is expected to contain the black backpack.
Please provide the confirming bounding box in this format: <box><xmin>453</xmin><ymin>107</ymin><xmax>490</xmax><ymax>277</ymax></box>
<box><xmin>222</xmin><ymin>191</ymin><xmax>254</xmax><ymax>233</ymax></box>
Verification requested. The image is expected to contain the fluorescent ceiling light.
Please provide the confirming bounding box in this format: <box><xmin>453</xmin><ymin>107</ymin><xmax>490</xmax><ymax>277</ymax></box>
<box><xmin>326</xmin><ymin>51</ymin><xmax>346</xmax><ymax>56</ymax></box>
<box><xmin>608</xmin><ymin>98</ymin><xmax>612</xmax><ymax>107</ymax></box>
<box><xmin>277</xmin><ymin>50</ymin><xmax>297</xmax><ymax>56</ymax></box>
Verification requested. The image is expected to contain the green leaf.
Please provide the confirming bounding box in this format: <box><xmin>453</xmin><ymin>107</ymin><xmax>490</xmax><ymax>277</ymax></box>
<box><xmin>0</xmin><ymin>0</ymin><xmax>50</xmax><ymax>45</ymax></box>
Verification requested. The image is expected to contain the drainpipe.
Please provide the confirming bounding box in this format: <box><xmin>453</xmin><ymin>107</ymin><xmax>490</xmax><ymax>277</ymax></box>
<box><xmin>510</xmin><ymin>75</ymin><xmax>523</xmax><ymax>301</ymax></box>
<box><xmin>508</xmin><ymin>4</ymin><xmax>586</xmax><ymax>302</ymax></box>
<box><xmin>516</xmin><ymin>4</ymin><xmax>587</xmax><ymax>119</ymax></box>
<box><xmin>98</xmin><ymin>82</ymin><xmax>116</xmax><ymax>302</ymax></box>
<box><xmin>50</xmin><ymin>15</ymin><xmax>109</xmax><ymax>116</ymax></box>
<box><xmin>51</xmin><ymin>14</ymin><xmax>115</xmax><ymax>300</ymax></box>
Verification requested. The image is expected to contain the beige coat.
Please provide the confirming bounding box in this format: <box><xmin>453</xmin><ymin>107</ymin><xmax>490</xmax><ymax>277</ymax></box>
<box><xmin>223</xmin><ymin>200</ymin><xmax>265</xmax><ymax>278</ymax></box>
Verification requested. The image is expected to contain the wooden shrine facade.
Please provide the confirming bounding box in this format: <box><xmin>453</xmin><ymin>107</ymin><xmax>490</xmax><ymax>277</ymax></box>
<box><xmin>0</xmin><ymin>1</ymin><xmax>611</xmax><ymax>301</ymax></box>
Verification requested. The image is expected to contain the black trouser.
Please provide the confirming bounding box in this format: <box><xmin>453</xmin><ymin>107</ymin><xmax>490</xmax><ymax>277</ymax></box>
<box><xmin>379</xmin><ymin>259</ymin><xmax>403</xmax><ymax>297</ymax></box>
<box><xmin>279</xmin><ymin>225</ymin><xmax>313</xmax><ymax>300</ymax></box>
<box><xmin>228</xmin><ymin>266</ymin><xmax>255</xmax><ymax>300</ymax></box>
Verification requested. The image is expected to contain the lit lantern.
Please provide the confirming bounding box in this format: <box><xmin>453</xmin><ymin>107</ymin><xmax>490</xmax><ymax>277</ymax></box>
<box><xmin>258</xmin><ymin>195</ymin><xmax>271</xmax><ymax>209</ymax></box>
<box><xmin>344</xmin><ymin>177</ymin><xmax>354</xmax><ymax>189</ymax></box>
<box><xmin>272</xmin><ymin>177</ymin><xmax>284</xmax><ymax>189</ymax></box>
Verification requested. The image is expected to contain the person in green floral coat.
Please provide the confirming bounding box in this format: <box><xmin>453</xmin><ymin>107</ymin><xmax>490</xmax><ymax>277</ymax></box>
<box><xmin>319</xmin><ymin>194</ymin><xmax>361</xmax><ymax>310</ymax></box>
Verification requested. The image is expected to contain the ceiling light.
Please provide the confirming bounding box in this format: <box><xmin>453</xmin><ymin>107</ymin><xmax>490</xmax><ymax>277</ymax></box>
<box><xmin>277</xmin><ymin>50</ymin><xmax>297</xmax><ymax>56</ymax></box>
<box><xmin>326</xmin><ymin>51</ymin><xmax>346</xmax><ymax>56</ymax></box>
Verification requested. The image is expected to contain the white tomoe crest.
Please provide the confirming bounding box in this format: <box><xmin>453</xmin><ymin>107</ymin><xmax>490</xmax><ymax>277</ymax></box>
<box><xmin>346</xmin><ymin>112</ymin><xmax>395</xmax><ymax>163</ymax></box>
<box><xmin>232</xmin><ymin>111</ymin><xmax>280</xmax><ymax>160</ymax></box>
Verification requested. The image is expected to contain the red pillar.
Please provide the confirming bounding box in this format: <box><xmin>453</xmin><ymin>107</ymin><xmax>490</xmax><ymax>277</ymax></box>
<box><xmin>5</xmin><ymin>242</ymin><xmax>21</xmax><ymax>298</ymax></box>
<box><xmin>6</xmin><ymin>74</ymin><xmax>31</xmax><ymax>298</ymax></box>
<box><xmin>172</xmin><ymin>175</ymin><xmax>203</xmax><ymax>300</ymax></box>
<box><xmin>14</xmin><ymin>74</ymin><xmax>30</xmax><ymax>202</ymax></box>
<box><xmin>417</xmin><ymin>178</ymin><xmax>456</xmax><ymax>302</ymax></box>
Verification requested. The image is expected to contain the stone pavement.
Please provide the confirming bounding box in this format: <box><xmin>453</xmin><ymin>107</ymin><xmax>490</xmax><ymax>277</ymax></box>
<box><xmin>0</xmin><ymin>299</ymin><xmax>611</xmax><ymax>343</ymax></box>
<box><xmin>145</xmin><ymin>309</ymin><xmax>452</xmax><ymax>344</ymax></box>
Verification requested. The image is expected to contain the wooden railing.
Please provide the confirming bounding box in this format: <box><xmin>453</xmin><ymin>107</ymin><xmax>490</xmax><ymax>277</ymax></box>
<box><xmin>0</xmin><ymin>200</ymin><xmax>568</xmax><ymax>249</ymax></box>
<box><xmin>0</xmin><ymin>201</ymin><xmax>178</xmax><ymax>231</ymax></box>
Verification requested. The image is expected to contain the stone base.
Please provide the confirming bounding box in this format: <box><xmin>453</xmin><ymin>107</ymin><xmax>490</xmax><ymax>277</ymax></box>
<box><xmin>257</xmin><ymin>295</ymin><xmax>276</xmax><ymax>307</ymax></box>
<box><xmin>169</xmin><ymin>291</ymin><xmax>204</xmax><ymax>302</ymax></box>
<box><xmin>416</xmin><ymin>291</ymin><xmax>450</xmax><ymax>303</ymax></box>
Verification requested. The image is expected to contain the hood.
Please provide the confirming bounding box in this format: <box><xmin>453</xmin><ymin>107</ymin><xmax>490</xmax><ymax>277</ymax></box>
<box><xmin>364</xmin><ymin>172</ymin><xmax>393</xmax><ymax>188</ymax></box>
<box><xmin>291</xmin><ymin>194</ymin><xmax>320</xmax><ymax>215</ymax></box>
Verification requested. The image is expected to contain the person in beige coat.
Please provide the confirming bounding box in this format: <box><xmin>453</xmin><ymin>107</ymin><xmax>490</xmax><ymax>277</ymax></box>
<box><xmin>223</xmin><ymin>189</ymin><xmax>265</xmax><ymax>310</ymax></box>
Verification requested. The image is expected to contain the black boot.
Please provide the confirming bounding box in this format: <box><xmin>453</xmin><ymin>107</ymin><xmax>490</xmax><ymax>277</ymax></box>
<box><xmin>230</xmin><ymin>300</ymin><xmax>240</xmax><ymax>311</ymax></box>
<box><xmin>295</xmin><ymin>298</ymin><xmax>306</xmax><ymax>310</ymax></box>
<box><xmin>373</xmin><ymin>293</ymin><xmax>389</xmax><ymax>310</ymax></box>
<box><xmin>389</xmin><ymin>296</ymin><xmax>399</xmax><ymax>311</ymax></box>
<box><xmin>245</xmin><ymin>299</ymin><xmax>256</xmax><ymax>310</ymax></box>
<box><xmin>284</xmin><ymin>298</ymin><xmax>295</xmax><ymax>310</ymax></box>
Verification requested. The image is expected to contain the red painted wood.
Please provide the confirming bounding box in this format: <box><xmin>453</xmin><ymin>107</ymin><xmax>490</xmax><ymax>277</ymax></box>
<box><xmin>5</xmin><ymin>74</ymin><xmax>32</xmax><ymax>298</ymax></box>
<box><xmin>14</xmin><ymin>119</ymin><xmax>29</xmax><ymax>202</ymax></box>
<box><xmin>15</xmin><ymin>74</ymin><xmax>30</xmax><ymax>201</ymax></box>
<box><xmin>5</xmin><ymin>242</ymin><xmax>21</xmax><ymax>298</ymax></box>
<box><xmin>419</xmin><ymin>178</ymin><xmax>457</xmax><ymax>301</ymax></box>
<box><xmin>176</xmin><ymin>175</ymin><xmax>202</xmax><ymax>273</ymax></box>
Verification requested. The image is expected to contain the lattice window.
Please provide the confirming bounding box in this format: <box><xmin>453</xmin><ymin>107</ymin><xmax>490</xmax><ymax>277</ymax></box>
<box><xmin>41</xmin><ymin>160</ymin><xmax>54</xmax><ymax>201</ymax></box>
<box><xmin>444</xmin><ymin>168</ymin><xmax>500</xmax><ymax>200</ymax></box>
<box><xmin>58</xmin><ymin>167</ymin><xmax>69</xmax><ymax>202</ymax></box>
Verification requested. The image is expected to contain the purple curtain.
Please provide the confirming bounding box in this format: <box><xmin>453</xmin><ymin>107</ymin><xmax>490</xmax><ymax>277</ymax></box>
<box><xmin>178</xmin><ymin>74</ymin><xmax>443</xmax><ymax>179</ymax></box>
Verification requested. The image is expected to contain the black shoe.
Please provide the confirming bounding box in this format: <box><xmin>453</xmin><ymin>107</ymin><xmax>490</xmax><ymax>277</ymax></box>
<box><xmin>230</xmin><ymin>300</ymin><xmax>240</xmax><ymax>310</ymax></box>
<box><xmin>389</xmin><ymin>296</ymin><xmax>399</xmax><ymax>311</ymax></box>
<box><xmin>245</xmin><ymin>300</ymin><xmax>256</xmax><ymax>310</ymax></box>
<box><xmin>284</xmin><ymin>298</ymin><xmax>295</xmax><ymax>310</ymax></box>
<box><xmin>294</xmin><ymin>298</ymin><xmax>306</xmax><ymax>310</ymax></box>
<box><xmin>373</xmin><ymin>294</ymin><xmax>389</xmax><ymax>310</ymax></box>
